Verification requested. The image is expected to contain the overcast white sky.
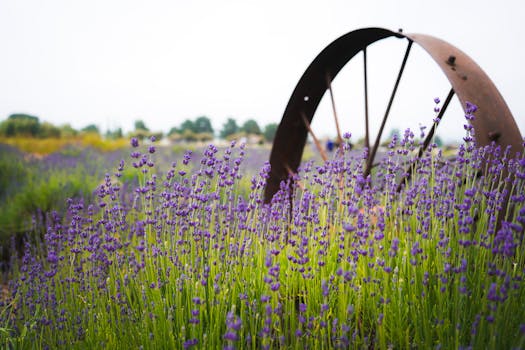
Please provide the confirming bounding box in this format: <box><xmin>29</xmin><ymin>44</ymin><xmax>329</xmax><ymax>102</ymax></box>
<box><xmin>1</xmin><ymin>0</ymin><xmax>524</xmax><ymax>143</ymax></box>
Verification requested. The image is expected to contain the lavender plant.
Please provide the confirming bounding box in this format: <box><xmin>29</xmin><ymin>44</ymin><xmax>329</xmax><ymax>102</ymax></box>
<box><xmin>1</xmin><ymin>110</ymin><xmax>524</xmax><ymax>349</ymax></box>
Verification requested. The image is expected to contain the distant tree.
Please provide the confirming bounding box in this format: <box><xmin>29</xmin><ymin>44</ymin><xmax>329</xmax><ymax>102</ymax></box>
<box><xmin>167</xmin><ymin>126</ymin><xmax>180</xmax><ymax>136</ymax></box>
<box><xmin>115</xmin><ymin>127</ymin><xmax>123</xmax><ymax>139</ymax></box>
<box><xmin>179</xmin><ymin>119</ymin><xmax>196</xmax><ymax>134</ymax></box>
<box><xmin>81</xmin><ymin>124</ymin><xmax>100</xmax><ymax>134</ymax></box>
<box><xmin>105</xmin><ymin>127</ymin><xmax>123</xmax><ymax>139</ymax></box>
<box><xmin>0</xmin><ymin>114</ymin><xmax>40</xmax><ymax>137</ymax></box>
<box><xmin>60</xmin><ymin>124</ymin><xmax>78</xmax><ymax>138</ymax></box>
<box><xmin>220</xmin><ymin>118</ymin><xmax>239</xmax><ymax>139</ymax></box>
<box><xmin>168</xmin><ymin>119</ymin><xmax>195</xmax><ymax>136</ymax></box>
<box><xmin>0</xmin><ymin>120</ymin><xmax>14</xmax><ymax>137</ymax></box>
<box><xmin>180</xmin><ymin>130</ymin><xmax>197</xmax><ymax>142</ymax></box>
<box><xmin>134</xmin><ymin>120</ymin><xmax>149</xmax><ymax>132</ymax></box>
<box><xmin>39</xmin><ymin>122</ymin><xmax>61</xmax><ymax>138</ymax></box>
<box><xmin>194</xmin><ymin>116</ymin><xmax>214</xmax><ymax>134</ymax></box>
<box><xmin>263</xmin><ymin>123</ymin><xmax>278</xmax><ymax>142</ymax></box>
<box><xmin>0</xmin><ymin>119</ymin><xmax>14</xmax><ymax>137</ymax></box>
<box><xmin>8</xmin><ymin>114</ymin><xmax>39</xmax><ymax>123</ymax></box>
<box><xmin>241</xmin><ymin>119</ymin><xmax>261</xmax><ymax>135</ymax></box>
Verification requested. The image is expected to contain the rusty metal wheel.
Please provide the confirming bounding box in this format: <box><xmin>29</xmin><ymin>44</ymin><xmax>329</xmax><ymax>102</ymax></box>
<box><xmin>264</xmin><ymin>27</ymin><xmax>523</xmax><ymax>203</ymax></box>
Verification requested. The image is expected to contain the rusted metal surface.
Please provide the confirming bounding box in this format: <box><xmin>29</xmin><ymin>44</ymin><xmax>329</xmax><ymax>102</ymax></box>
<box><xmin>404</xmin><ymin>33</ymin><xmax>523</xmax><ymax>153</ymax></box>
<box><xmin>264</xmin><ymin>27</ymin><xmax>524</xmax><ymax>203</ymax></box>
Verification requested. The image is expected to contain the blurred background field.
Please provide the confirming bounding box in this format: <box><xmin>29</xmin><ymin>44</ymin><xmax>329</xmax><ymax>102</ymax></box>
<box><xmin>0</xmin><ymin>135</ymin><xmax>276</xmax><ymax>270</ymax></box>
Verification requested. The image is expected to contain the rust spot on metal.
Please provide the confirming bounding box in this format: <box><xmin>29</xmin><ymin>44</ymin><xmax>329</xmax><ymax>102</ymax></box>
<box><xmin>264</xmin><ymin>27</ymin><xmax>524</xmax><ymax>203</ymax></box>
<box><xmin>488</xmin><ymin>131</ymin><xmax>501</xmax><ymax>141</ymax></box>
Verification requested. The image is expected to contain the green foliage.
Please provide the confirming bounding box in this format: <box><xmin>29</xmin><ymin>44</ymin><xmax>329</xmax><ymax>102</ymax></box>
<box><xmin>59</xmin><ymin>124</ymin><xmax>78</xmax><ymax>138</ymax></box>
<box><xmin>81</xmin><ymin>124</ymin><xmax>100</xmax><ymax>134</ymax></box>
<box><xmin>177</xmin><ymin>119</ymin><xmax>195</xmax><ymax>134</ymax></box>
<box><xmin>170</xmin><ymin>116</ymin><xmax>214</xmax><ymax>140</ymax></box>
<box><xmin>0</xmin><ymin>163</ymin><xmax>99</xmax><ymax>247</ymax></box>
<box><xmin>167</xmin><ymin>126</ymin><xmax>179</xmax><ymax>136</ymax></box>
<box><xmin>105</xmin><ymin>127</ymin><xmax>123</xmax><ymax>140</ymax></box>
<box><xmin>220</xmin><ymin>118</ymin><xmax>239</xmax><ymax>139</ymax></box>
<box><xmin>263</xmin><ymin>122</ymin><xmax>278</xmax><ymax>142</ymax></box>
<box><xmin>0</xmin><ymin>115</ymin><xmax>119</xmax><ymax>141</ymax></box>
<box><xmin>0</xmin><ymin>168</ymin><xmax>88</xmax><ymax>232</ymax></box>
<box><xmin>240</xmin><ymin>119</ymin><xmax>261</xmax><ymax>135</ymax></box>
<box><xmin>173</xmin><ymin>116</ymin><xmax>214</xmax><ymax>135</ymax></box>
<box><xmin>0</xmin><ymin>114</ymin><xmax>40</xmax><ymax>137</ymax></box>
<box><xmin>0</xmin><ymin>146</ymin><xmax>132</xmax><ymax>253</ymax></box>
<box><xmin>134</xmin><ymin>120</ymin><xmax>149</xmax><ymax>132</ymax></box>
<box><xmin>39</xmin><ymin>122</ymin><xmax>61</xmax><ymax>138</ymax></box>
<box><xmin>8</xmin><ymin>114</ymin><xmax>39</xmax><ymax>123</ymax></box>
<box><xmin>194</xmin><ymin>116</ymin><xmax>214</xmax><ymax>134</ymax></box>
<box><xmin>180</xmin><ymin>129</ymin><xmax>198</xmax><ymax>141</ymax></box>
<box><xmin>0</xmin><ymin>114</ymin><xmax>283</xmax><ymax>146</ymax></box>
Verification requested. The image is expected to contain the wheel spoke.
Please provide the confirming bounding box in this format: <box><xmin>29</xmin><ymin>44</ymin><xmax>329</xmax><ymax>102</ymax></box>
<box><xmin>396</xmin><ymin>88</ymin><xmax>455</xmax><ymax>191</ymax></box>
<box><xmin>363</xmin><ymin>47</ymin><xmax>370</xmax><ymax>151</ymax></box>
<box><xmin>301</xmin><ymin>112</ymin><xmax>328</xmax><ymax>162</ymax></box>
<box><xmin>365</xmin><ymin>40</ymin><xmax>413</xmax><ymax>179</ymax></box>
<box><xmin>326</xmin><ymin>74</ymin><xmax>343</xmax><ymax>147</ymax></box>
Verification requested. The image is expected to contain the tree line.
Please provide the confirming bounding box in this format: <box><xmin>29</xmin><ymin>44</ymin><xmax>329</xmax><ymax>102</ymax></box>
<box><xmin>0</xmin><ymin>114</ymin><xmax>279</xmax><ymax>142</ymax></box>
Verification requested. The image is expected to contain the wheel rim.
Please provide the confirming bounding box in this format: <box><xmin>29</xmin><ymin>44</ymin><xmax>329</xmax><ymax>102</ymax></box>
<box><xmin>264</xmin><ymin>27</ymin><xmax>523</xmax><ymax>203</ymax></box>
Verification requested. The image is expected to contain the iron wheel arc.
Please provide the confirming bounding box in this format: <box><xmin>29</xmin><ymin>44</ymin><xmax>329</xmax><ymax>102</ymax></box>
<box><xmin>264</xmin><ymin>27</ymin><xmax>523</xmax><ymax>203</ymax></box>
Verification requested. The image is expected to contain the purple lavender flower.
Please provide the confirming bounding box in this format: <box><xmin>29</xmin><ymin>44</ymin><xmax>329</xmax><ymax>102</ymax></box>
<box><xmin>183</xmin><ymin>338</ymin><xmax>198</xmax><ymax>349</ymax></box>
<box><xmin>299</xmin><ymin>303</ymin><xmax>307</xmax><ymax>313</ymax></box>
<box><xmin>378</xmin><ymin>313</ymin><xmax>384</xmax><ymax>325</ymax></box>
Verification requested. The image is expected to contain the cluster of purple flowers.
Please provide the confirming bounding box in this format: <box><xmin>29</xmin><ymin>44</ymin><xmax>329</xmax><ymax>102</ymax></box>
<box><xmin>1</xmin><ymin>110</ymin><xmax>524</xmax><ymax>349</ymax></box>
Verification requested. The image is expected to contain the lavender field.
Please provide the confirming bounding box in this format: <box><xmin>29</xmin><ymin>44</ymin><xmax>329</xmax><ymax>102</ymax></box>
<box><xmin>1</xmin><ymin>120</ymin><xmax>524</xmax><ymax>349</ymax></box>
